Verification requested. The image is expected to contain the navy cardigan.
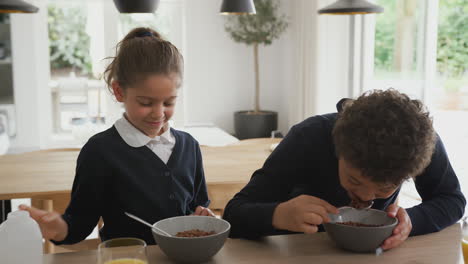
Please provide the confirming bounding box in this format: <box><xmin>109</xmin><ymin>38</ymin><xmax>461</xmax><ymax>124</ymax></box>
<box><xmin>224</xmin><ymin>111</ymin><xmax>465</xmax><ymax>238</ymax></box>
<box><xmin>54</xmin><ymin>126</ymin><xmax>209</xmax><ymax>245</ymax></box>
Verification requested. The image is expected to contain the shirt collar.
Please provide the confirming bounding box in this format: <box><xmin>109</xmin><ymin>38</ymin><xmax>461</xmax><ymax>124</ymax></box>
<box><xmin>114</xmin><ymin>115</ymin><xmax>174</xmax><ymax>148</ymax></box>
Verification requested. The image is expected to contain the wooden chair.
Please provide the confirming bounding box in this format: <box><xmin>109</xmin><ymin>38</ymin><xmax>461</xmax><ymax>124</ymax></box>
<box><xmin>52</xmin><ymin>75</ymin><xmax>89</xmax><ymax>133</ymax></box>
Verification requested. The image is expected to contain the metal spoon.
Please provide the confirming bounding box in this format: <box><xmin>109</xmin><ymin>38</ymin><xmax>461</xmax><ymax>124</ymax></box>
<box><xmin>125</xmin><ymin>212</ymin><xmax>172</xmax><ymax>237</ymax></box>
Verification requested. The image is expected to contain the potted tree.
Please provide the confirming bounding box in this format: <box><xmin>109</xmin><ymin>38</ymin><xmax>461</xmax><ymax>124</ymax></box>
<box><xmin>224</xmin><ymin>0</ymin><xmax>288</xmax><ymax>139</ymax></box>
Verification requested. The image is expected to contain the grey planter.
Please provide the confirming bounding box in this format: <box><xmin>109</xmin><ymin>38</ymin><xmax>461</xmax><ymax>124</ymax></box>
<box><xmin>234</xmin><ymin>111</ymin><xmax>278</xmax><ymax>139</ymax></box>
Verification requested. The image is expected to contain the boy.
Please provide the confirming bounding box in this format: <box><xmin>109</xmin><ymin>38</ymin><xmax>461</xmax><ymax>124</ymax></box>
<box><xmin>223</xmin><ymin>89</ymin><xmax>465</xmax><ymax>250</ymax></box>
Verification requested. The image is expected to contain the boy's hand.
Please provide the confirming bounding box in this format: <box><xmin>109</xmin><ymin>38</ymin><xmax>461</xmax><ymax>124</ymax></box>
<box><xmin>192</xmin><ymin>206</ymin><xmax>215</xmax><ymax>217</ymax></box>
<box><xmin>381</xmin><ymin>204</ymin><xmax>412</xmax><ymax>250</ymax></box>
<box><xmin>19</xmin><ymin>204</ymin><xmax>68</xmax><ymax>242</ymax></box>
<box><xmin>272</xmin><ymin>195</ymin><xmax>338</xmax><ymax>234</ymax></box>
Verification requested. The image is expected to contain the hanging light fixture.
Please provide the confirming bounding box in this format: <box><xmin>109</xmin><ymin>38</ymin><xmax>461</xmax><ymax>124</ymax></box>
<box><xmin>0</xmin><ymin>0</ymin><xmax>38</xmax><ymax>13</ymax></box>
<box><xmin>113</xmin><ymin>0</ymin><xmax>160</xmax><ymax>13</ymax></box>
<box><xmin>318</xmin><ymin>0</ymin><xmax>383</xmax><ymax>15</ymax></box>
<box><xmin>220</xmin><ymin>0</ymin><xmax>256</xmax><ymax>15</ymax></box>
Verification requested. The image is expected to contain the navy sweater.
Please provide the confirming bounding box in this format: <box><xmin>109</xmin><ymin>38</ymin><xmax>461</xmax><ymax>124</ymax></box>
<box><xmin>53</xmin><ymin>126</ymin><xmax>209</xmax><ymax>245</ymax></box>
<box><xmin>223</xmin><ymin>112</ymin><xmax>466</xmax><ymax>238</ymax></box>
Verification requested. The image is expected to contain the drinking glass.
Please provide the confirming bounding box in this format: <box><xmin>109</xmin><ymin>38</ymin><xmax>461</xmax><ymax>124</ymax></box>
<box><xmin>97</xmin><ymin>237</ymin><xmax>148</xmax><ymax>264</ymax></box>
<box><xmin>462</xmin><ymin>217</ymin><xmax>468</xmax><ymax>263</ymax></box>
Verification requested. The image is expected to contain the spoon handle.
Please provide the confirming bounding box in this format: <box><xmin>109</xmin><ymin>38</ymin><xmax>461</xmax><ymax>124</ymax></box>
<box><xmin>124</xmin><ymin>212</ymin><xmax>172</xmax><ymax>237</ymax></box>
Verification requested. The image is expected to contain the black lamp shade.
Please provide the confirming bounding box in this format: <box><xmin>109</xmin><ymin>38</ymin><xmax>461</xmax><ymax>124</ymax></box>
<box><xmin>220</xmin><ymin>0</ymin><xmax>256</xmax><ymax>15</ymax></box>
<box><xmin>0</xmin><ymin>0</ymin><xmax>38</xmax><ymax>13</ymax></box>
<box><xmin>318</xmin><ymin>0</ymin><xmax>383</xmax><ymax>15</ymax></box>
<box><xmin>113</xmin><ymin>0</ymin><xmax>160</xmax><ymax>13</ymax></box>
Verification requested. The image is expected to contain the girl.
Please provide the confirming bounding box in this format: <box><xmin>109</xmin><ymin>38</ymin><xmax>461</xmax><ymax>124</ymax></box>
<box><xmin>20</xmin><ymin>27</ymin><xmax>214</xmax><ymax>245</ymax></box>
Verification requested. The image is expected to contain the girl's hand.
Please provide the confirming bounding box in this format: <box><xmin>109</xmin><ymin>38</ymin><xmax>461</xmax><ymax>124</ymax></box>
<box><xmin>192</xmin><ymin>206</ymin><xmax>215</xmax><ymax>217</ymax></box>
<box><xmin>19</xmin><ymin>204</ymin><xmax>68</xmax><ymax>242</ymax></box>
<box><xmin>381</xmin><ymin>204</ymin><xmax>412</xmax><ymax>250</ymax></box>
<box><xmin>272</xmin><ymin>195</ymin><xmax>339</xmax><ymax>234</ymax></box>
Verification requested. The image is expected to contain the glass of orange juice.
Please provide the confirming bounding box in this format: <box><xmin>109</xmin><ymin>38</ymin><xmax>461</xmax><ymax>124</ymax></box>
<box><xmin>462</xmin><ymin>217</ymin><xmax>468</xmax><ymax>263</ymax></box>
<box><xmin>97</xmin><ymin>237</ymin><xmax>148</xmax><ymax>264</ymax></box>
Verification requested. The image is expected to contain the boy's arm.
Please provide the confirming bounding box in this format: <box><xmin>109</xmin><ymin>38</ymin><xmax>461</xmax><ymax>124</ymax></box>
<box><xmin>407</xmin><ymin>135</ymin><xmax>466</xmax><ymax>236</ymax></box>
<box><xmin>223</xmin><ymin>122</ymin><xmax>325</xmax><ymax>238</ymax></box>
<box><xmin>52</xmin><ymin>143</ymin><xmax>104</xmax><ymax>245</ymax></box>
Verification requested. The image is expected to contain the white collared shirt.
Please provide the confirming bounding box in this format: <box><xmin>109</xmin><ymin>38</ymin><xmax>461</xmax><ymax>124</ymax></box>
<box><xmin>114</xmin><ymin>116</ymin><xmax>176</xmax><ymax>164</ymax></box>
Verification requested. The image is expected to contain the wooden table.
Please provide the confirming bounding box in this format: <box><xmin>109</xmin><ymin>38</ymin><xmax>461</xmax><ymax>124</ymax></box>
<box><xmin>0</xmin><ymin>138</ymin><xmax>279</xmax><ymax>253</ymax></box>
<box><xmin>0</xmin><ymin>138</ymin><xmax>280</xmax><ymax>208</ymax></box>
<box><xmin>43</xmin><ymin>223</ymin><xmax>463</xmax><ymax>263</ymax></box>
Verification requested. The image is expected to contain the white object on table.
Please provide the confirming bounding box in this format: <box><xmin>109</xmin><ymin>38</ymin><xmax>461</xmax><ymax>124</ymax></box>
<box><xmin>175</xmin><ymin>124</ymin><xmax>239</xmax><ymax>146</ymax></box>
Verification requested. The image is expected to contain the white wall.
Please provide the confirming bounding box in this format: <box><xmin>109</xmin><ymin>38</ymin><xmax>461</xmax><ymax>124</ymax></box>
<box><xmin>315</xmin><ymin>3</ymin><xmax>349</xmax><ymax>114</ymax></box>
<box><xmin>10</xmin><ymin>0</ymin><xmax>51</xmax><ymax>152</ymax></box>
<box><xmin>183</xmin><ymin>0</ymin><xmax>293</xmax><ymax>135</ymax></box>
<box><xmin>284</xmin><ymin>0</ymin><xmax>349</xmax><ymax>125</ymax></box>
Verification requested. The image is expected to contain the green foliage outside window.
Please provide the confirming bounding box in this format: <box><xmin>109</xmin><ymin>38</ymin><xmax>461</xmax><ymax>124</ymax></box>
<box><xmin>374</xmin><ymin>0</ymin><xmax>468</xmax><ymax>79</ymax></box>
<box><xmin>437</xmin><ymin>0</ymin><xmax>468</xmax><ymax>78</ymax></box>
<box><xmin>374</xmin><ymin>1</ymin><xmax>396</xmax><ymax>72</ymax></box>
<box><xmin>48</xmin><ymin>4</ymin><xmax>92</xmax><ymax>76</ymax></box>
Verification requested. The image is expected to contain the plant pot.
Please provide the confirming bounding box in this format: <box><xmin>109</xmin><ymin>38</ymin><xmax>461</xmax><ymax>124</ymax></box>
<box><xmin>234</xmin><ymin>111</ymin><xmax>278</xmax><ymax>139</ymax></box>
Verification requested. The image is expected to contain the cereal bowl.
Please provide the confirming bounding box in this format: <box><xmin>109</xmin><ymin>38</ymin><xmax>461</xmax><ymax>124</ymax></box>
<box><xmin>323</xmin><ymin>207</ymin><xmax>398</xmax><ymax>252</ymax></box>
<box><xmin>152</xmin><ymin>216</ymin><xmax>230</xmax><ymax>263</ymax></box>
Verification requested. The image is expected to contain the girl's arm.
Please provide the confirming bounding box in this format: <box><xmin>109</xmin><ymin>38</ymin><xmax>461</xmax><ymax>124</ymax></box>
<box><xmin>53</xmin><ymin>142</ymin><xmax>105</xmax><ymax>244</ymax></box>
<box><xmin>189</xmin><ymin>142</ymin><xmax>211</xmax><ymax>214</ymax></box>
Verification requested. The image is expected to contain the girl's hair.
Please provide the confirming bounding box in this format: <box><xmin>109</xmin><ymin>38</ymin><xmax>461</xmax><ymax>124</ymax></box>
<box><xmin>104</xmin><ymin>27</ymin><xmax>184</xmax><ymax>93</ymax></box>
<box><xmin>332</xmin><ymin>89</ymin><xmax>436</xmax><ymax>187</ymax></box>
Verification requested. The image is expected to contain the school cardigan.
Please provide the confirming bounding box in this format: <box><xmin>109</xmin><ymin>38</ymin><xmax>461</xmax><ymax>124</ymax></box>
<box><xmin>53</xmin><ymin>126</ymin><xmax>210</xmax><ymax>245</ymax></box>
<box><xmin>223</xmin><ymin>110</ymin><xmax>466</xmax><ymax>238</ymax></box>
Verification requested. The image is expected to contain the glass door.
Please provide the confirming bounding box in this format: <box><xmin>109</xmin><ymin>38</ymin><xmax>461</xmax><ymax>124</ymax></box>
<box><xmin>370</xmin><ymin>0</ymin><xmax>468</xmax><ymax>199</ymax></box>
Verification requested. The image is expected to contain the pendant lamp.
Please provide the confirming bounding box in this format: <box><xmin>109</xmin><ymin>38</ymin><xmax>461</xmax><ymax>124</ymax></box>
<box><xmin>318</xmin><ymin>0</ymin><xmax>383</xmax><ymax>15</ymax></box>
<box><xmin>220</xmin><ymin>0</ymin><xmax>256</xmax><ymax>15</ymax></box>
<box><xmin>0</xmin><ymin>0</ymin><xmax>38</xmax><ymax>13</ymax></box>
<box><xmin>113</xmin><ymin>0</ymin><xmax>160</xmax><ymax>13</ymax></box>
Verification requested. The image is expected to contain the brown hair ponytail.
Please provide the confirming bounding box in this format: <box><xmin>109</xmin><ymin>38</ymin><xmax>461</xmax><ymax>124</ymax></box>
<box><xmin>104</xmin><ymin>27</ymin><xmax>184</xmax><ymax>93</ymax></box>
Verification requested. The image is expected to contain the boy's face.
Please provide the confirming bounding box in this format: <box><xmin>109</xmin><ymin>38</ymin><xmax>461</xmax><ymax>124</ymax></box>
<box><xmin>113</xmin><ymin>74</ymin><xmax>178</xmax><ymax>138</ymax></box>
<box><xmin>338</xmin><ymin>158</ymin><xmax>399</xmax><ymax>204</ymax></box>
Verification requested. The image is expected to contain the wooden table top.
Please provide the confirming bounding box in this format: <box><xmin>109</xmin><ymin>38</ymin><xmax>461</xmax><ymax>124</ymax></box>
<box><xmin>0</xmin><ymin>138</ymin><xmax>281</xmax><ymax>200</ymax></box>
<box><xmin>44</xmin><ymin>223</ymin><xmax>462</xmax><ymax>264</ymax></box>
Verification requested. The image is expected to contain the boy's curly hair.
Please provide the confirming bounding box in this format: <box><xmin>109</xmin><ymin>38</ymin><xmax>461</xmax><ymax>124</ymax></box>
<box><xmin>332</xmin><ymin>89</ymin><xmax>436</xmax><ymax>186</ymax></box>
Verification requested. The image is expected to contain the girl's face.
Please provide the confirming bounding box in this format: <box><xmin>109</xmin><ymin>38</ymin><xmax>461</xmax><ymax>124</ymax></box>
<box><xmin>112</xmin><ymin>74</ymin><xmax>178</xmax><ymax>138</ymax></box>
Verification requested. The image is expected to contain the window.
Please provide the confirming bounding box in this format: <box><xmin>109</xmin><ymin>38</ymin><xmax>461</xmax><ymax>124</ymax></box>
<box><xmin>47</xmin><ymin>1</ymin><xmax>99</xmax><ymax>133</ymax></box>
<box><xmin>372</xmin><ymin>0</ymin><xmax>468</xmax><ymax>199</ymax></box>
<box><xmin>432</xmin><ymin>0</ymin><xmax>468</xmax><ymax>196</ymax></box>
<box><xmin>372</xmin><ymin>0</ymin><xmax>427</xmax><ymax>99</ymax></box>
<box><xmin>46</xmin><ymin>0</ymin><xmax>184</xmax><ymax>143</ymax></box>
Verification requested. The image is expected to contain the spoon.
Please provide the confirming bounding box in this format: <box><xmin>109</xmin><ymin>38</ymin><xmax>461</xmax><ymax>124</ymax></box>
<box><xmin>125</xmin><ymin>212</ymin><xmax>172</xmax><ymax>237</ymax></box>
